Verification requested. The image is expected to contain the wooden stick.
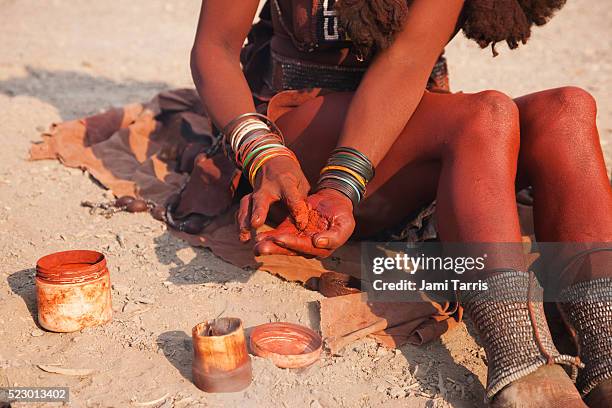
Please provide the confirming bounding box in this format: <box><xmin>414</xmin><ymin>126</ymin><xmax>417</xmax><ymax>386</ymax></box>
<box><xmin>325</xmin><ymin>319</ymin><xmax>388</xmax><ymax>353</ymax></box>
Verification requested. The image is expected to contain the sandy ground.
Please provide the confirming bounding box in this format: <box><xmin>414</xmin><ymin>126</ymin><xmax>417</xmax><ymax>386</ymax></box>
<box><xmin>0</xmin><ymin>1</ymin><xmax>610</xmax><ymax>407</ymax></box>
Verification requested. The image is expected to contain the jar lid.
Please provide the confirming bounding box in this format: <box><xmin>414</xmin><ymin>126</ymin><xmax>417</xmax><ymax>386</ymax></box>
<box><xmin>249</xmin><ymin>322</ymin><xmax>322</xmax><ymax>369</ymax></box>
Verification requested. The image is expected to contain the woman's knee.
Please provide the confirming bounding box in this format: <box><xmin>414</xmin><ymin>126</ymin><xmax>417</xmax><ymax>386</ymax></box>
<box><xmin>542</xmin><ymin>86</ymin><xmax>597</xmax><ymax>120</ymax></box>
<box><xmin>447</xmin><ymin>90</ymin><xmax>520</xmax><ymax>158</ymax></box>
<box><xmin>519</xmin><ymin>87</ymin><xmax>601</xmax><ymax>160</ymax></box>
<box><xmin>519</xmin><ymin>87</ymin><xmax>597</xmax><ymax>132</ymax></box>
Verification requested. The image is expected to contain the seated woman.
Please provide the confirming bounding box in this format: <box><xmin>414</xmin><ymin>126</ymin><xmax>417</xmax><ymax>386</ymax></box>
<box><xmin>190</xmin><ymin>0</ymin><xmax>612</xmax><ymax>406</ymax></box>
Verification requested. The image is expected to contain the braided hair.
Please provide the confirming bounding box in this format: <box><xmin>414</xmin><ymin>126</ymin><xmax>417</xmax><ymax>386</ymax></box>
<box><xmin>334</xmin><ymin>0</ymin><xmax>567</xmax><ymax>57</ymax></box>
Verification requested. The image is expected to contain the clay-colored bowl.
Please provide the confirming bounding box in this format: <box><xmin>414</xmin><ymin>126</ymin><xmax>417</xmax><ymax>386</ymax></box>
<box><xmin>319</xmin><ymin>271</ymin><xmax>361</xmax><ymax>297</ymax></box>
<box><xmin>249</xmin><ymin>322</ymin><xmax>322</xmax><ymax>369</ymax></box>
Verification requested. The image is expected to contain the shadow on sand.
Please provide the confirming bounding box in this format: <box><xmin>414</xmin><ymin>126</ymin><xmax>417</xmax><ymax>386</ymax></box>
<box><xmin>0</xmin><ymin>65</ymin><xmax>169</xmax><ymax>120</ymax></box>
<box><xmin>6</xmin><ymin>268</ymin><xmax>40</xmax><ymax>327</ymax></box>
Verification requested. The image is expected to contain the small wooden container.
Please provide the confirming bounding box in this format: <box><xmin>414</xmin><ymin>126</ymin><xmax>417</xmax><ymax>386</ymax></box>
<box><xmin>35</xmin><ymin>250</ymin><xmax>112</xmax><ymax>332</ymax></box>
<box><xmin>192</xmin><ymin>318</ymin><xmax>252</xmax><ymax>393</ymax></box>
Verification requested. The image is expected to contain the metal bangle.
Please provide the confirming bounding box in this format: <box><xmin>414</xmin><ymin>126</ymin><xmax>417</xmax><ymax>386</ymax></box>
<box><xmin>318</xmin><ymin>174</ymin><xmax>363</xmax><ymax>203</ymax></box>
<box><xmin>222</xmin><ymin>112</ymin><xmax>285</xmax><ymax>144</ymax></box>
<box><xmin>319</xmin><ymin>168</ymin><xmax>366</xmax><ymax>196</ymax></box>
<box><xmin>231</xmin><ymin>120</ymin><xmax>269</xmax><ymax>152</ymax></box>
<box><xmin>332</xmin><ymin>147</ymin><xmax>375</xmax><ymax>179</ymax></box>
<box><xmin>242</xmin><ymin>143</ymin><xmax>286</xmax><ymax>171</ymax></box>
<box><xmin>317</xmin><ymin>178</ymin><xmax>359</xmax><ymax>207</ymax></box>
<box><xmin>327</xmin><ymin>155</ymin><xmax>374</xmax><ymax>182</ymax></box>
<box><xmin>320</xmin><ymin>165</ymin><xmax>367</xmax><ymax>188</ymax></box>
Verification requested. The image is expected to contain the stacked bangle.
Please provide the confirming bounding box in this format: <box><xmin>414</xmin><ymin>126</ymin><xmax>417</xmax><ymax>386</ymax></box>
<box><xmin>316</xmin><ymin>147</ymin><xmax>375</xmax><ymax>207</ymax></box>
<box><xmin>222</xmin><ymin>112</ymin><xmax>298</xmax><ymax>186</ymax></box>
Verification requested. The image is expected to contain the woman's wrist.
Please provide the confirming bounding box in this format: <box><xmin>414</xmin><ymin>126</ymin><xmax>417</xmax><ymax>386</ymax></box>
<box><xmin>221</xmin><ymin>112</ymin><xmax>299</xmax><ymax>186</ymax></box>
<box><xmin>316</xmin><ymin>146</ymin><xmax>375</xmax><ymax>207</ymax></box>
<box><xmin>316</xmin><ymin>187</ymin><xmax>354</xmax><ymax>206</ymax></box>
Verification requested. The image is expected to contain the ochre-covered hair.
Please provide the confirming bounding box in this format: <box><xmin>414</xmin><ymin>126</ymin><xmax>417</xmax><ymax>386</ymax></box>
<box><xmin>335</xmin><ymin>0</ymin><xmax>567</xmax><ymax>57</ymax></box>
<box><xmin>334</xmin><ymin>0</ymin><xmax>410</xmax><ymax>58</ymax></box>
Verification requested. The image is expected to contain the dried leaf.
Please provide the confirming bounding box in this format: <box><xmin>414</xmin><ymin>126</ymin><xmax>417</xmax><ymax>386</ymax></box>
<box><xmin>37</xmin><ymin>364</ymin><xmax>94</xmax><ymax>376</ymax></box>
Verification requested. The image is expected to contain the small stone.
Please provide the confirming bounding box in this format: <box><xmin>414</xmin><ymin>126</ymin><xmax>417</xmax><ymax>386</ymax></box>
<box><xmin>31</xmin><ymin>329</ymin><xmax>45</xmax><ymax>337</ymax></box>
<box><xmin>466</xmin><ymin>375</ymin><xmax>475</xmax><ymax>385</ymax></box>
<box><xmin>135</xmin><ymin>297</ymin><xmax>155</xmax><ymax>305</ymax></box>
<box><xmin>174</xmin><ymin>397</ymin><xmax>196</xmax><ymax>408</ymax></box>
<box><xmin>389</xmin><ymin>386</ymin><xmax>405</xmax><ymax>399</ymax></box>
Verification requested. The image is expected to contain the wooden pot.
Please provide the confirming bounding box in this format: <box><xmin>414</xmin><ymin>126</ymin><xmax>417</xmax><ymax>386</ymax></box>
<box><xmin>192</xmin><ymin>317</ymin><xmax>252</xmax><ymax>393</ymax></box>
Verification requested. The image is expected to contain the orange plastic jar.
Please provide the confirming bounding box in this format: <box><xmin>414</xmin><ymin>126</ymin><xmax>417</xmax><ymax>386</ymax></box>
<box><xmin>35</xmin><ymin>250</ymin><xmax>112</xmax><ymax>332</ymax></box>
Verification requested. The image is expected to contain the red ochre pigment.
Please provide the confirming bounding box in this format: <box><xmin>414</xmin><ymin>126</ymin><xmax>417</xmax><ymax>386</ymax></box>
<box><xmin>297</xmin><ymin>208</ymin><xmax>329</xmax><ymax>237</ymax></box>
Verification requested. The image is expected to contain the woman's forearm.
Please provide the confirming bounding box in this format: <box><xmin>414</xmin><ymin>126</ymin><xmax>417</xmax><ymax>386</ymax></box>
<box><xmin>336</xmin><ymin>0</ymin><xmax>464</xmax><ymax>167</ymax></box>
<box><xmin>191</xmin><ymin>44</ymin><xmax>255</xmax><ymax>130</ymax></box>
<box><xmin>337</xmin><ymin>55</ymin><xmax>434</xmax><ymax>167</ymax></box>
<box><xmin>190</xmin><ymin>1</ymin><xmax>260</xmax><ymax>130</ymax></box>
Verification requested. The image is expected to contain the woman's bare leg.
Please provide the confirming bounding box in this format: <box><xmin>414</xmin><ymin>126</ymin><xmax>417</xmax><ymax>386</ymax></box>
<box><xmin>516</xmin><ymin>87</ymin><xmax>612</xmax><ymax>406</ymax></box>
<box><xmin>275</xmin><ymin>86</ymin><xmax>612</xmax><ymax>272</ymax></box>
<box><xmin>274</xmin><ymin>89</ymin><xmax>587</xmax><ymax>406</ymax></box>
<box><xmin>276</xmin><ymin>90</ymin><xmax>524</xmax><ymax>269</ymax></box>
<box><xmin>515</xmin><ymin>86</ymin><xmax>612</xmax><ymax>287</ymax></box>
<box><xmin>516</xmin><ymin>86</ymin><xmax>612</xmax><ymax>243</ymax></box>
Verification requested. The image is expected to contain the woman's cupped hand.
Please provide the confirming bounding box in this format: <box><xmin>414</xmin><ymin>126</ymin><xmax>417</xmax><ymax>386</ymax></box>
<box><xmin>237</xmin><ymin>155</ymin><xmax>311</xmax><ymax>242</ymax></box>
<box><xmin>253</xmin><ymin>188</ymin><xmax>355</xmax><ymax>258</ymax></box>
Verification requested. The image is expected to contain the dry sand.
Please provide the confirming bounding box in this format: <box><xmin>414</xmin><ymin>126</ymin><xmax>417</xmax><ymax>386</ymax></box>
<box><xmin>0</xmin><ymin>1</ymin><xmax>609</xmax><ymax>407</ymax></box>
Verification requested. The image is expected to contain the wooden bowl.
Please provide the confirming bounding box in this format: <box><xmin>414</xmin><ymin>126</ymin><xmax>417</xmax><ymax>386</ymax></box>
<box><xmin>249</xmin><ymin>322</ymin><xmax>322</xmax><ymax>369</ymax></box>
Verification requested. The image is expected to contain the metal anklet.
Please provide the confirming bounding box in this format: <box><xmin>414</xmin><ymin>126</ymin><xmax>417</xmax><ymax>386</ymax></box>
<box><xmin>462</xmin><ymin>270</ymin><xmax>582</xmax><ymax>400</ymax></box>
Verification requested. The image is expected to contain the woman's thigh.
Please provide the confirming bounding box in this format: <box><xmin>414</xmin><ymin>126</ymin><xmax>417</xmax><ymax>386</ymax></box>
<box><xmin>274</xmin><ymin>90</ymin><xmax>508</xmax><ymax>236</ymax></box>
<box><xmin>276</xmin><ymin>90</ymin><xmax>478</xmax><ymax>178</ymax></box>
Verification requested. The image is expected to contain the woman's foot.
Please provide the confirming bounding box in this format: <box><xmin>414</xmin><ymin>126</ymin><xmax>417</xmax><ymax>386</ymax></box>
<box><xmin>584</xmin><ymin>378</ymin><xmax>612</xmax><ymax>408</ymax></box>
<box><xmin>492</xmin><ymin>365</ymin><xmax>586</xmax><ymax>408</ymax></box>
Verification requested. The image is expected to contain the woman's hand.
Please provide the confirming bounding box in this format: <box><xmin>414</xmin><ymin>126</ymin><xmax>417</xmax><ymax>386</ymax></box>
<box><xmin>254</xmin><ymin>188</ymin><xmax>356</xmax><ymax>258</ymax></box>
<box><xmin>237</xmin><ymin>156</ymin><xmax>310</xmax><ymax>242</ymax></box>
